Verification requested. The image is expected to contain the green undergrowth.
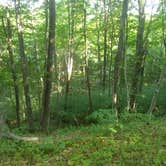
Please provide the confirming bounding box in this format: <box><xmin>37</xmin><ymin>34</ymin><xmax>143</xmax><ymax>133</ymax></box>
<box><xmin>0</xmin><ymin>114</ymin><xmax>166</xmax><ymax>166</ymax></box>
<box><xmin>49</xmin><ymin>82</ymin><xmax>166</xmax><ymax>126</ymax></box>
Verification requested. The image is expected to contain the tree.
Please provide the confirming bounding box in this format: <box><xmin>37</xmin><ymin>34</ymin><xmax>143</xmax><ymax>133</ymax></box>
<box><xmin>83</xmin><ymin>0</ymin><xmax>93</xmax><ymax>112</ymax></box>
<box><xmin>138</xmin><ymin>4</ymin><xmax>153</xmax><ymax>92</ymax></box>
<box><xmin>44</xmin><ymin>0</ymin><xmax>49</xmax><ymax>55</ymax></box>
<box><xmin>95</xmin><ymin>0</ymin><xmax>102</xmax><ymax>85</ymax></box>
<box><xmin>102</xmin><ymin>0</ymin><xmax>109</xmax><ymax>91</ymax></box>
<box><xmin>130</xmin><ymin>0</ymin><xmax>146</xmax><ymax>110</ymax></box>
<box><xmin>64</xmin><ymin>0</ymin><xmax>75</xmax><ymax>111</ymax></box>
<box><xmin>14</xmin><ymin>0</ymin><xmax>33</xmax><ymax>131</ymax></box>
<box><xmin>40</xmin><ymin>0</ymin><xmax>55</xmax><ymax>132</ymax></box>
<box><xmin>148</xmin><ymin>0</ymin><xmax>166</xmax><ymax>117</ymax></box>
<box><xmin>0</xmin><ymin>0</ymin><xmax>164</xmax><ymax>132</ymax></box>
<box><xmin>108</xmin><ymin>0</ymin><xmax>116</xmax><ymax>97</ymax></box>
<box><xmin>2</xmin><ymin>8</ymin><xmax>20</xmax><ymax>127</ymax></box>
<box><xmin>112</xmin><ymin>0</ymin><xmax>128</xmax><ymax>113</ymax></box>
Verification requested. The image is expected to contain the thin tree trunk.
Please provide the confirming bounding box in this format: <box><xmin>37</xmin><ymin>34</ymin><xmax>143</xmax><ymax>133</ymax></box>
<box><xmin>30</xmin><ymin>15</ymin><xmax>43</xmax><ymax>110</ymax></box>
<box><xmin>148</xmin><ymin>0</ymin><xmax>166</xmax><ymax>118</ymax></box>
<box><xmin>40</xmin><ymin>0</ymin><xmax>55</xmax><ymax>133</ymax></box>
<box><xmin>108</xmin><ymin>0</ymin><xmax>114</xmax><ymax>97</ymax></box>
<box><xmin>44</xmin><ymin>0</ymin><xmax>49</xmax><ymax>56</ymax></box>
<box><xmin>112</xmin><ymin>0</ymin><xmax>128</xmax><ymax>113</ymax></box>
<box><xmin>83</xmin><ymin>0</ymin><xmax>93</xmax><ymax>113</ymax></box>
<box><xmin>96</xmin><ymin>0</ymin><xmax>102</xmax><ymax>85</ymax></box>
<box><xmin>130</xmin><ymin>0</ymin><xmax>146</xmax><ymax>111</ymax></box>
<box><xmin>14</xmin><ymin>0</ymin><xmax>33</xmax><ymax>131</ymax></box>
<box><xmin>2</xmin><ymin>11</ymin><xmax>20</xmax><ymax>127</ymax></box>
<box><xmin>148</xmin><ymin>63</ymin><xmax>166</xmax><ymax>118</ymax></box>
<box><xmin>102</xmin><ymin>0</ymin><xmax>109</xmax><ymax>92</ymax></box>
<box><xmin>139</xmin><ymin>8</ymin><xmax>153</xmax><ymax>92</ymax></box>
<box><xmin>64</xmin><ymin>0</ymin><xmax>74</xmax><ymax>111</ymax></box>
<box><xmin>123</xmin><ymin>17</ymin><xmax>130</xmax><ymax>111</ymax></box>
<box><xmin>108</xmin><ymin>32</ymin><xmax>113</xmax><ymax>97</ymax></box>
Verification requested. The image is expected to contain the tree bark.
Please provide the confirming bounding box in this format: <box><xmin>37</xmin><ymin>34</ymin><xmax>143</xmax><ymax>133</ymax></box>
<box><xmin>130</xmin><ymin>0</ymin><xmax>146</xmax><ymax>111</ymax></box>
<box><xmin>148</xmin><ymin>0</ymin><xmax>166</xmax><ymax>118</ymax></box>
<box><xmin>123</xmin><ymin>16</ymin><xmax>130</xmax><ymax>111</ymax></box>
<box><xmin>108</xmin><ymin>0</ymin><xmax>114</xmax><ymax>97</ymax></box>
<box><xmin>139</xmin><ymin>8</ymin><xmax>153</xmax><ymax>92</ymax></box>
<box><xmin>148</xmin><ymin>63</ymin><xmax>166</xmax><ymax>118</ymax></box>
<box><xmin>83</xmin><ymin>0</ymin><xmax>93</xmax><ymax>113</ymax></box>
<box><xmin>40</xmin><ymin>0</ymin><xmax>55</xmax><ymax>133</ymax></box>
<box><xmin>96</xmin><ymin>0</ymin><xmax>102</xmax><ymax>86</ymax></box>
<box><xmin>44</xmin><ymin>0</ymin><xmax>49</xmax><ymax>56</ymax></box>
<box><xmin>112</xmin><ymin>0</ymin><xmax>128</xmax><ymax>112</ymax></box>
<box><xmin>14</xmin><ymin>0</ymin><xmax>33</xmax><ymax>131</ymax></box>
<box><xmin>30</xmin><ymin>13</ymin><xmax>43</xmax><ymax>111</ymax></box>
<box><xmin>2</xmin><ymin>10</ymin><xmax>20</xmax><ymax>127</ymax></box>
<box><xmin>64</xmin><ymin>0</ymin><xmax>74</xmax><ymax>111</ymax></box>
<box><xmin>102</xmin><ymin>0</ymin><xmax>109</xmax><ymax>92</ymax></box>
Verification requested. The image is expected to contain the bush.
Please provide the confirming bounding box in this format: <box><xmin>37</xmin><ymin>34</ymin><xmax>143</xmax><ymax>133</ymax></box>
<box><xmin>137</xmin><ymin>81</ymin><xmax>166</xmax><ymax>115</ymax></box>
<box><xmin>50</xmin><ymin>90</ymin><xmax>112</xmax><ymax>126</ymax></box>
<box><xmin>85</xmin><ymin>109</ymin><xmax>117</xmax><ymax>124</ymax></box>
<box><xmin>120</xmin><ymin>112</ymin><xmax>152</xmax><ymax>123</ymax></box>
<box><xmin>0</xmin><ymin>97</ymin><xmax>15</xmax><ymax>123</ymax></box>
<box><xmin>39</xmin><ymin>137</ymin><xmax>55</xmax><ymax>154</ymax></box>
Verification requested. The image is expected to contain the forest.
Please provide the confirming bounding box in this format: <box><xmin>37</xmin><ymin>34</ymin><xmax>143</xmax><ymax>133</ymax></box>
<box><xmin>0</xmin><ymin>0</ymin><xmax>166</xmax><ymax>165</ymax></box>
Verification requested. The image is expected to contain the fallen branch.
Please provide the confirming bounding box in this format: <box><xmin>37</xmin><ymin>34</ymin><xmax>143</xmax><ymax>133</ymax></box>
<box><xmin>0</xmin><ymin>132</ymin><xmax>39</xmax><ymax>142</ymax></box>
<box><xmin>0</xmin><ymin>112</ymin><xmax>39</xmax><ymax>142</ymax></box>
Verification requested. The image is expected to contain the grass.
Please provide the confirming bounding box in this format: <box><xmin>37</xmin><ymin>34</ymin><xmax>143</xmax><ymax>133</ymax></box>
<box><xmin>0</xmin><ymin>114</ymin><xmax>166</xmax><ymax>166</ymax></box>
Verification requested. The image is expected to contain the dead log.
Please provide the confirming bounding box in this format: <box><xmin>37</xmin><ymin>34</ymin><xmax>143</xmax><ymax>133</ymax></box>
<box><xmin>0</xmin><ymin>112</ymin><xmax>38</xmax><ymax>142</ymax></box>
<box><xmin>0</xmin><ymin>132</ymin><xmax>39</xmax><ymax>141</ymax></box>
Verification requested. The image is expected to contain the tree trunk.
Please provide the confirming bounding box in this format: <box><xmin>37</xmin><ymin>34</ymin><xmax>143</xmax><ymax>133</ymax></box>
<box><xmin>148</xmin><ymin>0</ymin><xmax>166</xmax><ymax>118</ymax></box>
<box><xmin>83</xmin><ymin>0</ymin><xmax>93</xmax><ymax>113</ymax></box>
<box><xmin>108</xmin><ymin>29</ymin><xmax>114</xmax><ymax>97</ymax></box>
<box><xmin>14</xmin><ymin>0</ymin><xmax>33</xmax><ymax>131</ymax></box>
<box><xmin>108</xmin><ymin>0</ymin><xmax>114</xmax><ymax>97</ymax></box>
<box><xmin>96</xmin><ymin>0</ymin><xmax>102</xmax><ymax>86</ymax></box>
<box><xmin>112</xmin><ymin>0</ymin><xmax>128</xmax><ymax>112</ymax></box>
<box><xmin>123</xmin><ymin>17</ymin><xmax>130</xmax><ymax>111</ymax></box>
<box><xmin>64</xmin><ymin>0</ymin><xmax>74</xmax><ymax>111</ymax></box>
<box><xmin>40</xmin><ymin>0</ymin><xmax>55</xmax><ymax>133</ymax></box>
<box><xmin>30</xmin><ymin>14</ymin><xmax>43</xmax><ymax>111</ymax></box>
<box><xmin>44</xmin><ymin>0</ymin><xmax>49</xmax><ymax>57</ymax></box>
<box><xmin>148</xmin><ymin>63</ymin><xmax>166</xmax><ymax>118</ymax></box>
<box><xmin>2</xmin><ymin>10</ymin><xmax>20</xmax><ymax>127</ymax></box>
<box><xmin>130</xmin><ymin>0</ymin><xmax>146</xmax><ymax>111</ymax></box>
<box><xmin>102</xmin><ymin>0</ymin><xmax>109</xmax><ymax>92</ymax></box>
<box><xmin>139</xmin><ymin>10</ymin><xmax>153</xmax><ymax>92</ymax></box>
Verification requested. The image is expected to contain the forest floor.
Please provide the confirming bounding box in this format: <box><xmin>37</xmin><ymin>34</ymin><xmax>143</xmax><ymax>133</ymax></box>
<box><xmin>0</xmin><ymin>115</ymin><xmax>166</xmax><ymax>166</ymax></box>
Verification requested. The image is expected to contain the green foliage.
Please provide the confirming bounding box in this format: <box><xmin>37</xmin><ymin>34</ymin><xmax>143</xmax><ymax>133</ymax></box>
<box><xmin>13</xmin><ymin>124</ymin><xmax>32</xmax><ymax>135</ymax></box>
<box><xmin>137</xmin><ymin>81</ymin><xmax>166</xmax><ymax>116</ymax></box>
<box><xmin>0</xmin><ymin>116</ymin><xmax>166</xmax><ymax>165</ymax></box>
<box><xmin>0</xmin><ymin>0</ymin><xmax>165</xmax><ymax>131</ymax></box>
<box><xmin>0</xmin><ymin>1</ymin><xmax>166</xmax><ymax>165</ymax></box>
<box><xmin>51</xmin><ymin>90</ymin><xmax>112</xmax><ymax>126</ymax></box>
<box><xmin>0</xmin><ymin>139</ymin><xmax>43</xmax><ymax>165</ymax></box>
<box><xmin>49</xmin><ymin>81</ymin><xmax>166</xmax><ymax>127</ymax></box>
<box><xmin>86</xmin><ymin>109</ymin><xmax>116</xmax><ymax>124</ymax></box>
<box><xmin>39</xmin><ymin>137</ymin><xmax>55</xmax><ymax>154</ymax></box>
<box><xmin>0</xmin><ymin>97</ymin><xmax>15</xmax><ymax>122</ymax></box>
<box><xmin>120</xmin><ymin>112</ymin><xmax>152</xmax><ymax>123</ymax></box>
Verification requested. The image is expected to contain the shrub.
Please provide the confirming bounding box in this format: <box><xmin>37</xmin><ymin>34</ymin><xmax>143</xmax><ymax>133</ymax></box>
<box><xmin>39</xmin><ymin>137</ymin><xmax>55</xmax><ymax>154</ymax></box>
<box><xmin>120</xmin><ymin>112</ymin><xmax>152</xmax><ymax>123</ymax></box>
<box><xmin>85</xmin><ymin>109</ymin><xmax>116</xmax><ymax>124</ymax></box>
